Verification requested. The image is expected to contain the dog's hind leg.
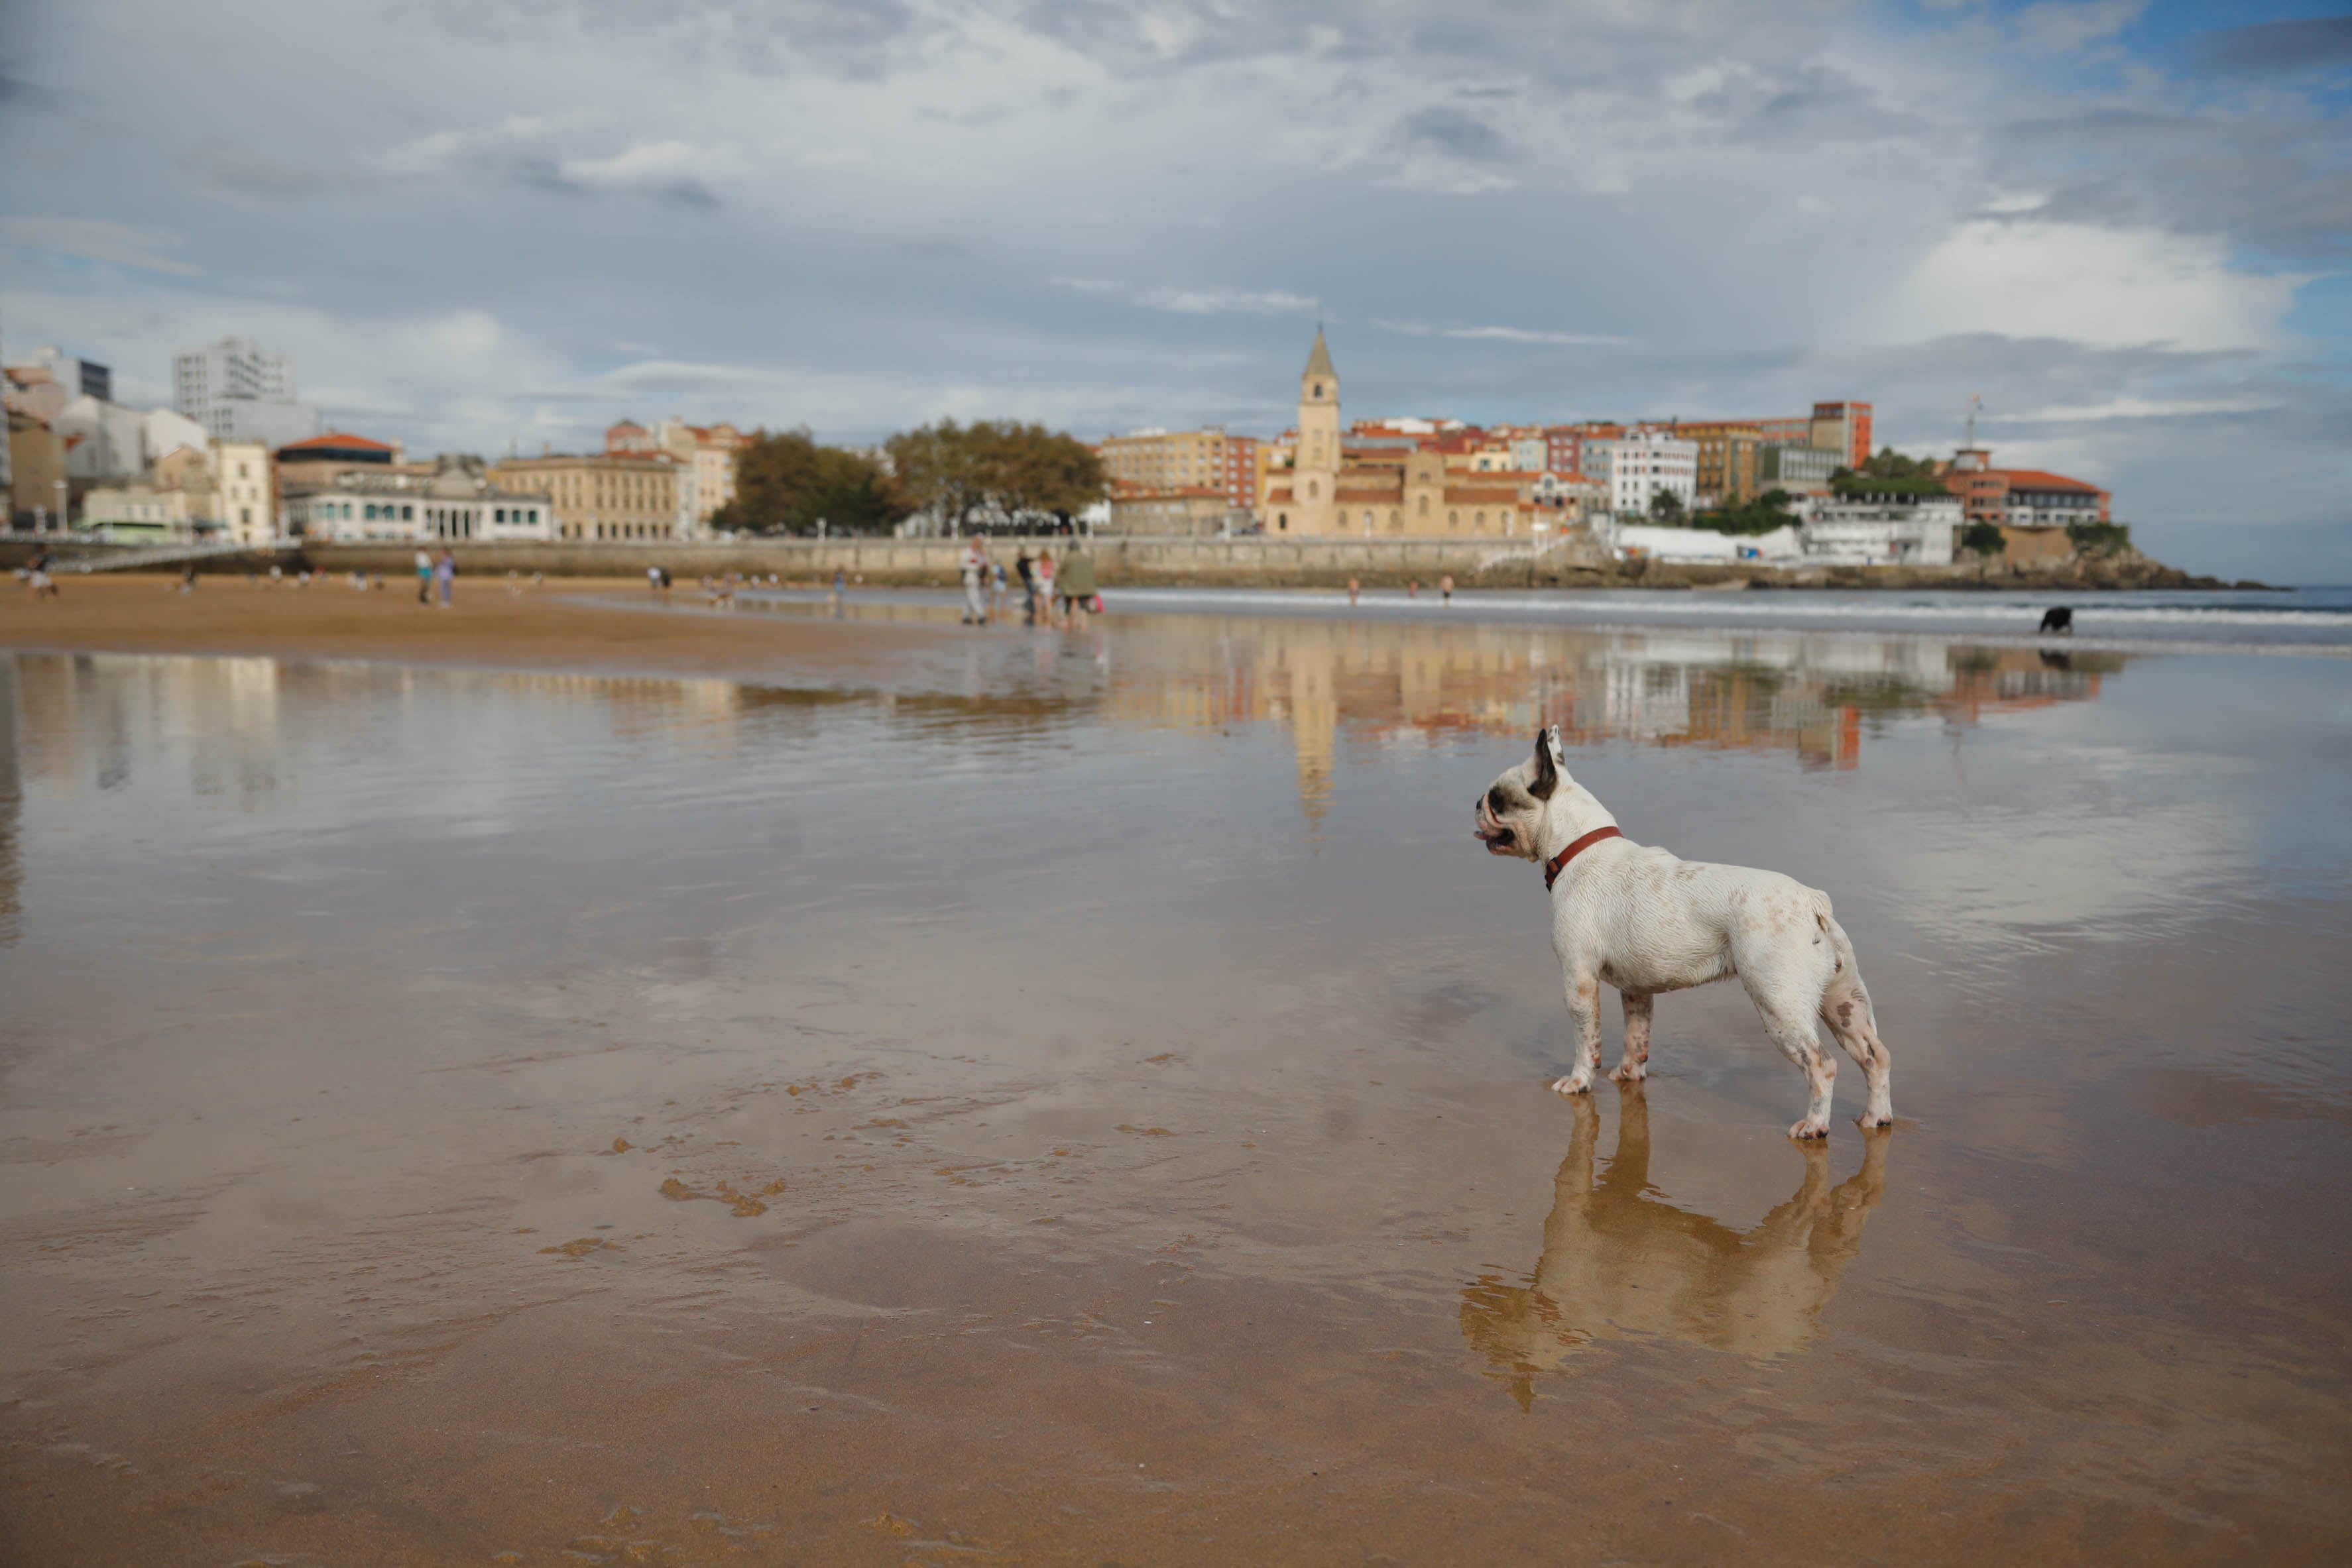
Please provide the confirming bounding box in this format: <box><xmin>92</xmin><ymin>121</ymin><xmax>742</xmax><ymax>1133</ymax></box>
<box><xmin>1610</xmin><ymin>991</ymin><xmax>1653</xmax><ymax>1083</ymax></box>
<box><xmin>1747</xmin><ymin>988</ymin><xmax>1836</xmax><ymax>1139</ymax></box>
<box><xmin>1549</xmin><ymin>970</ymin><xmax>1605</xmax><ymax>1096</ymax></box>
<box><xmin>1820</xmin><ymin>967</ymin><xmax>1895</xmax><ymax>1130</ymax></box>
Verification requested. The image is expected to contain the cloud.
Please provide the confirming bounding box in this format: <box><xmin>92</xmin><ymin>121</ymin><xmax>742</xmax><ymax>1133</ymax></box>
<box><xmin>1399</xmin><ymin>106</ymin><xmax>1505</xmax><ymax>163</ymax></box>
<box><xmin>1861</xmin><ymin>217</ymin><xmax>2305</xmax><ymax>353</ymax></box>
<box><xmin>1050</xmin><ymin>277</ymin><xmax>1319</xmax><ymax>315</ymax></box>
<box><xmin>2194</xmin><ymin>16</ymin><xmax>2352</xmax><ymax>75</ymax></box>
<box><xmin>526</xmin><ymin>140</ymin><xmax>725</xmax><ymax>208</ymax></box>
<box><xmin>378</xmin><ymin>117</ymin><xmax>726</xmax><ymax>207</ymax></box>
<box><xmin>0</xmin><ymin>217</ymin><xmax>199</xmax><ymax>276</ymax></box>
<box><xmin>2010</xmin><ymin>0</ymin><xmax>2146</xmax><ymax>56</ymax></box>
<box><xmin>1991</xmin><ymin>109</ymin><xmax>2352</xmax><ymax>261</ymax></box>
<box><xmin>184</xmin><ymin>145</ymin><xmax>326</xmax><ymax>205</ymax></box>
<box><xmin>1376</xmin><ymin>320</ymin><xmax>1630</xmax><ymax>348</ymax></box>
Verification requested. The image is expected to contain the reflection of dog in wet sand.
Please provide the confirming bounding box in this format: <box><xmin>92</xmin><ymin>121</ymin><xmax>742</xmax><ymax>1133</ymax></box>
<box><xmin>1473</xmin><ymin>726</ymin><xmax>1894</xmax><ymax>1137</ymax></box>
<box><xmin>1461</xmin><ymin>1086</ymin><xmax>1891</xmax><ymax>1401</ymax></box>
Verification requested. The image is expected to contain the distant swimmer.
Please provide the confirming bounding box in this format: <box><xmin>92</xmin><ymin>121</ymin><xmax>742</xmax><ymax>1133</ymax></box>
<box><xmin>2038</xmin><ymin>606</ymin><xmax>2074</xmax><ymax>636</ymax></box>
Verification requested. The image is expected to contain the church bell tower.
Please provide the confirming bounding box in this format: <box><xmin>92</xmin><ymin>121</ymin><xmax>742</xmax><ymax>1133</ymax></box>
<box><xmin>1295</xmin><ymin>329</ymin><xmax>1340</xmax><ymax>534</ymax></box>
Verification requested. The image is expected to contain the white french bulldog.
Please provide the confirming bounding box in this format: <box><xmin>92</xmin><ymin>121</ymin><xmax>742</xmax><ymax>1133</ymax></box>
<box><xmin>1473</xmin><ymin>726</ymin><xmax>1895</xmax><ymax>1139</ymax></box>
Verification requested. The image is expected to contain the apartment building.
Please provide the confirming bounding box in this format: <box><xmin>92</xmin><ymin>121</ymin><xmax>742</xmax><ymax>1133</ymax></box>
<box><xmin>490</xmin><ymin>453</ymin><xmax>687</xmax><ymax>540</ymax></box>
<box><xmin>1096</xmin><ymin>426</ymin><xmax>1260</xmax><ymax>533</ymax></box>
<box><xmin>174</xmin><ymin>336</ymin><xmax>320</xmax><ymax>448</ymax></box>
<box><xmin>77</xmin><ymin>439</ymin><xmax>274</xmax><ymax>543</ymax></box>
<box><xmin>610</xmin><ymin>418</ymin><xmax>746</xmax><ymax>524</ymax></box>
<box><xmin>1809</xmin><ymin>402</ymin><xmax>1873</xmax><ymax>469</ymax></box>
<box><xmin>1669</xmin><ymin>422</ymin><xmax>1764</xmax><ymax>506</ymax></box>
<box><xmin>1583</xmin><ymin>427</ymin><xmax>1699</xmax><ymax>518</ymax></box>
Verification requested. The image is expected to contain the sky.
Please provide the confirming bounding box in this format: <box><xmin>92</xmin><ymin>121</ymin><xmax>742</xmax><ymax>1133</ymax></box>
<box><xmin>2</xmin><ymin>0</ymin><xmax>2348</xmax><ymax>580</ymax></box>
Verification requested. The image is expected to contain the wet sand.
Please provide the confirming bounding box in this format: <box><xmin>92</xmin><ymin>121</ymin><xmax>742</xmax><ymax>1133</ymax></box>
<box><xmin>0</xmin><ymin>607</ymin><xmax>2347</xmax><ymax>1565</ymax></box>
<box><xmin>0</xmin><ymin>573</ymin><xmax>948</xmax><ymax>680</ymax></box>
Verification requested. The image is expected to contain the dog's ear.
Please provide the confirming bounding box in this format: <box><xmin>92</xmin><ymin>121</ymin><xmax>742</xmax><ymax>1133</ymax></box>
<box><xmin>1528</xmin><ymin>726</ymin><xmax>1558</xmax><ymax>800</ymax></box>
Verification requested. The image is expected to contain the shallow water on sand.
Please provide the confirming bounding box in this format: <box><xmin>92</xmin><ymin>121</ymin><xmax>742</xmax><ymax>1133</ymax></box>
<box><xmin>1</xmin><ymin>613</ymin><xmax>2348</xmax><ymax>1565</ymax></box>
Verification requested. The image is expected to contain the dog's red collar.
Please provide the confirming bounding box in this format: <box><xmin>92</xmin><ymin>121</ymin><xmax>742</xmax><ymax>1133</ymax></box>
<box><xmin>1544</xmin><ymin>826</ymin><xmax>1623</xmax><ymax>891</ymax></box>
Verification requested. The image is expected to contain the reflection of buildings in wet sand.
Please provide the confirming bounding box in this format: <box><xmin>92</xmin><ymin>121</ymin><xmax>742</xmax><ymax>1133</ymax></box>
<box><xmin>1460</xmin><ymin>1087</ymin><xmax>1891</xmax><ymax>1408</ymax></box>
<box><xmin>0</xmin><ymin>659</ymin><xmax>19</xmax><ymax>944</ymax></box>
<box><xmin>1102</xmin><ymin>619</ymin><xmax>2118</xmax><ymax>818</ymax></box>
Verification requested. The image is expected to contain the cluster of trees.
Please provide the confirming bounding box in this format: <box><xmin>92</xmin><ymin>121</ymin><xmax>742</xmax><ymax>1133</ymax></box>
<box><xmin>1692</xmin><ymin>488</ymin><xmax>1801</xmax><ymax>536</ymax></box>
<box><xmin>713</xmin><ymin>429</ymin><xmax>904</xmax><ymax>535</ymax></box>
<box><xmin>883</xmin><ymin>420</ymin><xmax>1104</xmax><ymax>533</ymax></box>
<box><xmin>1961</xmin><ymin>520</ymin><xmax>2007</xmax><ymax>555</ymax></box>
<box><xmin>710</xmin><ymin>420</ymin><xmax>1106</xmax><ymax>537</ymax></box>
<box><xmin>1831</xmin><ymin>448</ymin><xmax>1952</xmax><ymax>500</ymax></box>
<box><xmin>1649</xmin><ymin>484</ymin><xmax>1802</xmax><ymax>536</ymax></box>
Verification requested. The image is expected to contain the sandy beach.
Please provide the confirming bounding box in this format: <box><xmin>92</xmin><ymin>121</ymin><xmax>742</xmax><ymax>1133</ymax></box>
<box><xmin>0</xmin><ymin>573</ymin><xmax>950</xmax><ymax>679</ymax></box>
<box><xmin>1</xmin><ymin>588</ymin><xmax>2347</xmax><ymax>1565</ymax></box>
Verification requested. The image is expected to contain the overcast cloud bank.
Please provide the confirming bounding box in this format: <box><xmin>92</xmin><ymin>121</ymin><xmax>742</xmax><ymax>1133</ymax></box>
<box><xmin>2</xmin><ymin>0</ymin><xmax>2346</xmax><ymax>577</ymax></box>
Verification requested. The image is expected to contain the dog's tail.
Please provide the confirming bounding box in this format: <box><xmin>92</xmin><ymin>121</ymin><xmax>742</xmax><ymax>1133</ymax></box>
<box><xmin>1810</xmin><ymin>891</ymin><xmax>1841</xmax><ymax>974</ymax></box>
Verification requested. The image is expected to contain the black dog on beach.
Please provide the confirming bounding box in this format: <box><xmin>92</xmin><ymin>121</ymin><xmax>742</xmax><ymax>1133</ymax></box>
<box><xmin>2038</xmin><ymin>606</ymin><xmax>2074</xmax><ymax>635</ymax></box>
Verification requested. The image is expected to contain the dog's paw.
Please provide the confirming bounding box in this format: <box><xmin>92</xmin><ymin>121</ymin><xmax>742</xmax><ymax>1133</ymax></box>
<box><xmin>1550</xmin><ymin>1074</ymin><xmax>1594</xmax><ymax>1097</ymax></box>
<box><xmin>1788</xmin><ymin>1117</ymin><xmax>1830</xmax><ymax>1141</ymax></box>
<box><xmin>1854</xmin><ymin>1109</ymin><xmax>1895</xmax><ymax>1129</ymax></box>
<box><xmin>1608</xmin><ymin>1060</ymin><xmax>1647</xmax><ymax>1084</ymax></box>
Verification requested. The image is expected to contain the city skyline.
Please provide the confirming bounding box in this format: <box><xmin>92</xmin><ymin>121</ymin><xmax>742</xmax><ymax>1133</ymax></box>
<box><xmin>3</xmin><ymin>1</ymin><xmax>2347</xmax><ymax>580</ymax></box>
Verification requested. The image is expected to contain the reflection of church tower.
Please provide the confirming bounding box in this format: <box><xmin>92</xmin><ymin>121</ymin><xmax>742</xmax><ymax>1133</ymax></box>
<box><xmin>0</xmin><ymin>659</ymin><xmax>18</xmax><ymax>944</ymax></box>
<box><xmin>1295</xmin><ymin>330</ymin><xmax>1340</xmax><ymax>535</ymax></box>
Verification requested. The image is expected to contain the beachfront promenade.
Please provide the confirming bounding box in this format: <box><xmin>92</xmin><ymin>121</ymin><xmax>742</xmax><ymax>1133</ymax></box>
<box><xmin>2</xmin><ymin>532</ymin><xmax>2229</xmax><ymax>590</ymax></box>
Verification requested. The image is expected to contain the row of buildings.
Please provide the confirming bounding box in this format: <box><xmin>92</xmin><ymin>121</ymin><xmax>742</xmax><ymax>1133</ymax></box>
<box><xmin>5</xmin><ymin>335</ymin><xmax>748</xmax><ymax>545</ymax></box>
<box><xmin>1094</xmin><ymin>333</ymin><xmax>2113</xmax><ymax>565</ymax></box>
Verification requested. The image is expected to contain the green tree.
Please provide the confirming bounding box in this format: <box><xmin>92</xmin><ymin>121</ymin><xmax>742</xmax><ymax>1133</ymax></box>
<box><xmin>1832</xmin><ymin>449</ymin><xmax>1952</xmax><ymax>500</ymax></box>
<box><xmin>2066</xmin><ymin>520</ymin><xmax>2132</xmax><ymax>556</ymax></box>
<box><xmin>1695</xmin><ymin>488</ymin><xmax>1800</xmax><ymax>536</ymax></box>
<box><xmin>715</xmin><ymin>429</ymin><xmax>906</xmax><ymax>535</ymax></box>
<box><xmin>1647</xmin><ymin>486</ymin><xmax>1686</xmax><ymax>522</ymax></box>
<box><xmin>1961</xmin><ymin>520</ymin><xmax>2006</xmax><ymax>556</ymax></box>
<box><xmin>885</xmin><ymin>420</ymin><xmax>1104</xmax><ymax>531</ymax></box>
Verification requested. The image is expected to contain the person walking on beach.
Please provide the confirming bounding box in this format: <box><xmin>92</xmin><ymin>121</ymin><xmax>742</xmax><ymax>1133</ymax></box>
<box><xmin>992</xmin><ymin>558</ymin><xmax>1009</xmax><ymax>617</ymax></box>
<box><xmin>960</xmin><ymin>539</ymin><xmax>990</xmax><ymax>625</ymax></box>
<box><xmin>434</xmin><ymin>549</ymin><xmax>455</xmax><ymax>608</ymax></box>
<box><xmin>1014</xmin><ymin>549</ymin><xmax>1035</xmax><ymax>622</ymax></box>
<box><xmin>1348</xmin><ymin>577</ymin><xmax>1360</xmax><ymax>606</ymax></box>
<box><xmin>1057</xmin><ymin>541</ymin><xmax>1097</xmax><ymax>628</ymax></box>
<box><xmin>1032</xmin><ymin>548</ymin><xmax>1057</xmax><ymax>627</ymax></box>
<box><xmin>1441</xmin><ymin>573</ymin><xmax>1454</xmax><ymax>606</ymax></box>
<box><xmin>414</xmin><ymin>549</ymin><xmax>433</xmax><ymax>604</ymax></box>
<box><xmin>180</xmin><ymin>564</ymin><xmax>199</xmax><ymax>594</ymax></box>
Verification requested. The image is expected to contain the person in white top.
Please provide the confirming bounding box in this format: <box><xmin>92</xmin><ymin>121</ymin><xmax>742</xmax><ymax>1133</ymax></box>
<box><xmin>1031</xmin><ymin>549</ymin><xmax>1057</xmax><ymax>628</ymax></box>
<box><xmin>960</xmin><ymin>541</ymin><xmax>990</xmax><ymax>625</ymax></box>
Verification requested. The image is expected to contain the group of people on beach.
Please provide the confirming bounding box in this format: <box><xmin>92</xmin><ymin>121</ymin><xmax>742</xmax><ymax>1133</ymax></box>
<box><xmin>410</xmin><ymin>549</ymin><xmax>459</xmax><ymax>606</ymax></box>
<box><xmin>15</xmin><ymin>549</ymin><xmax>60</xmax><ymax>598</ymax></box>
<box><xmin>959</xmin><ymin>539</ymin><xmax>1098</xmax><ymax>628</ymax></box>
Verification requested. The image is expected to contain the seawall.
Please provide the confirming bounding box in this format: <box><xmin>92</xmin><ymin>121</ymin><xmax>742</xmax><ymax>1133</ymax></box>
<box><xmin>3</xmin><ymin>533</ymin><xmax>2250</xmax><ymax>590</ymax></box>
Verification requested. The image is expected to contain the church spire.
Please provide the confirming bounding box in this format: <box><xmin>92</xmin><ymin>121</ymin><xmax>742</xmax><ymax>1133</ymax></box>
<box><xmin>1303</xmin><ymin>329</ymin><xmax>1335</xmax><ymax>380</ymax></box>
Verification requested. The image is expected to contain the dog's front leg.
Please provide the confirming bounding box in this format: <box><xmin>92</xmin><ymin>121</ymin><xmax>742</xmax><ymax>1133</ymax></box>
<box><xmin>1549</xmin><ymin>970</ymin><xmax>1605</xmax><ymax>1096</ymax></box>
<box><xmin>1610</xmin><ymin>991</ymin><xmax>1653</xmax><ymax>1083</ymax></box>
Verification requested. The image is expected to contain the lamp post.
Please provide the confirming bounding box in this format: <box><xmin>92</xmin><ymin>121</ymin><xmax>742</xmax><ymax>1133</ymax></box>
<box><xmin>53</xmin><ymin>478</ymin><xmax>66</xmax><ymax>535</ymax></box>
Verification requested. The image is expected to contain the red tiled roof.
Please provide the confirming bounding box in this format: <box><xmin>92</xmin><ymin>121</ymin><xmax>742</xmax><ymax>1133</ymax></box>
<box><xmin>1991</xmin><ymin>469</ymin><xmax>2103</xmax><ymax>494</ymax></box>
<box><xmin>280</xmin><ymin>431</ymin><xmax>395</xmax><ymax>453</ymax></box>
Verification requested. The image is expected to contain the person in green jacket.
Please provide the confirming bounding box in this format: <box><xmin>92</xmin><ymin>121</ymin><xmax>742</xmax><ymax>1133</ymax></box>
<box><xmin>1055</xmin><ymin>541</ymin><xmax>1097</xmax><ymax>628</ymax></box>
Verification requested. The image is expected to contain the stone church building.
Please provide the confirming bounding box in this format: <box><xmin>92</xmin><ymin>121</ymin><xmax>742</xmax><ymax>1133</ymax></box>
<box><xmin>1262</xmin><ymin>333</ymin><xmax>1540</xmax><ymax>539</ymax></box>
